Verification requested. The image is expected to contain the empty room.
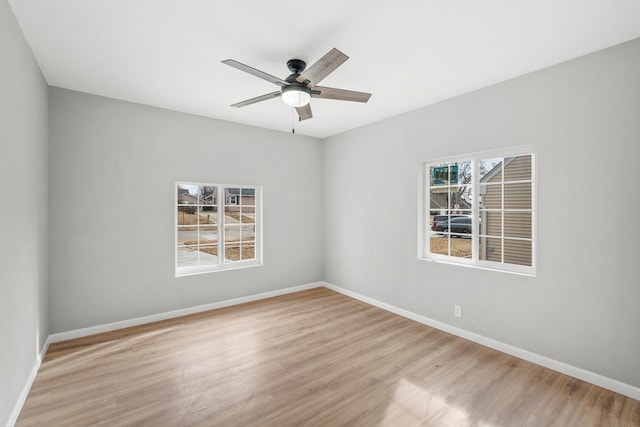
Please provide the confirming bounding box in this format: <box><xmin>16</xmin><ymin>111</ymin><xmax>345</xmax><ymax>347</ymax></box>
<box><xmin>2</xmin><ymin>1</ymin><xmax>640</xmax><ymax>426</ymax></box>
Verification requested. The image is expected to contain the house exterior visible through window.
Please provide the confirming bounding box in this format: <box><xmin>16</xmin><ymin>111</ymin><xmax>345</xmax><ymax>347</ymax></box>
<box><xmin>176</xmin><ymin>183</ymin><xmax>261</xmax><ymax>276</ymax></box>
<box><xmin>420</xmin><ymin>147</ymin><xmax>535</xmax><ymax>275</ymax></box>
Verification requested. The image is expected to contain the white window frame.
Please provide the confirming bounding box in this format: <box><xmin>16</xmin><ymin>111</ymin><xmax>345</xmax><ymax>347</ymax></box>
<box><xmin>418</xmin><ymin>146</ymin><xmax>536</xmax><ymax>276</ymax></box>
<box><xmin>176</xmin><ymin>182</ymin><xmax>262</xmax><ymax>277</ymax></box>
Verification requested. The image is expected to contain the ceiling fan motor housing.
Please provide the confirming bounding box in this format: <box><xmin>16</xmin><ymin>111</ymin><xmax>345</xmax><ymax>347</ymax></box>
<box><xmin>286</xmin><ymin>59</ymin><xmax>307</xmax><ymax>74</ymax></box>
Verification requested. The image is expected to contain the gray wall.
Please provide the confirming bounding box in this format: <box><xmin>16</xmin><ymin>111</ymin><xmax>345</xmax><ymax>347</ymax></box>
<box><xmin>0</xmin><ymin>0</ymin><xmax>49</xmax><ymax>424</ymax></box>
<box><xmin>323</xmin><ymin>39</ymin><xmax>640</xmax><ymax>388</ymax></box>
<box><xmin>48</xmin><ymin>88</ymin><xmax>323</xmax><ymax>333</ymax></box>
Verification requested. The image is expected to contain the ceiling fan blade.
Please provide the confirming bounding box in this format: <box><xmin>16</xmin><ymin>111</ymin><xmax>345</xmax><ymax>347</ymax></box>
<box><xmin>295</xmin><ymin>104</ymin><xmax>313</xmax><ymax>121</ymax></box>
<box><xmin>312</xmin><ymin>86</ymin><xmax>371</xmax><ymax>103</ymax></box>
<box><xmin>222</xmin><ymin>59</ymin><xmax>288</xmax><ymax>87</ymax></box>
<box><xmin>296</xmin><ymin>48</ymin><xmax>349</xmax><ymax>88</ymax></box>
<box><xmin>231</xmin><ymin>91</ymin><xmax>281</xmax><ymax>108</ymax></box>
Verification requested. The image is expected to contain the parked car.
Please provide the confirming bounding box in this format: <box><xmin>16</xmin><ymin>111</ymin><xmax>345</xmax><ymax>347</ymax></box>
<box><xmin>431</xmin><ymin>214</ymin><xmax>468</xmax><ymax>231</ymax></box>
<box><xmin>434</xmin><ymin>216</ymin><xmax>472</xmax><ymax>234</ymax></box>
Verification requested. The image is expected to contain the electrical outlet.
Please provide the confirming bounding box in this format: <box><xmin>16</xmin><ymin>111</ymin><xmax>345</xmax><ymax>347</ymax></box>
<box><xmin>454</xmin><ymin>305</ymin><xmax>462</xmax><ymax>318</ymax></box>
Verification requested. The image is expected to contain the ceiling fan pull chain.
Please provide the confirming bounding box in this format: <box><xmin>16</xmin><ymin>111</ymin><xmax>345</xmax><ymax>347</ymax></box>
<box><xmin>292</xmin><ymin>107</ymin><xmax>295</xmax><ymax>134</ymax></box>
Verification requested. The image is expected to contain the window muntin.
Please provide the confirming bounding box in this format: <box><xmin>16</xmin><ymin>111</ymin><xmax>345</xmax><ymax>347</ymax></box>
<box><xmin>176</xmin><ymin>183</ymin><xmax>261</xmax><ymax>276</ymax></box>
<box><xmin>422</xmin><ymin>148</ymin><xmax>535</xmax><ymax>275</ymax></box>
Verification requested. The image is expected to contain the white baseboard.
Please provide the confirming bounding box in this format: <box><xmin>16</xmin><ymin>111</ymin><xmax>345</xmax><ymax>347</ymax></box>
<box><xmin>321</xmin><ymin>281</ymin><xmax>640</xmax><ymax>401</ymax></box>
<box><xmin>6</xmin><ymin>336</ymin><xmax>51</xmax><ymax>427</ymax></box>
<box><xmin>50</xmin><ymin>282</ymin><xmax>323</xmax><ymax>343</ymax></box>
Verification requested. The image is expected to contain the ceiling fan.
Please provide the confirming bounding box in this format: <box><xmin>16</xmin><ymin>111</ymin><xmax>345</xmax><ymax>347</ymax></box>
<box><xmin>222</xmin><ymin>48</ymin><xmax>371</xmax><ymax>122</ymax></box>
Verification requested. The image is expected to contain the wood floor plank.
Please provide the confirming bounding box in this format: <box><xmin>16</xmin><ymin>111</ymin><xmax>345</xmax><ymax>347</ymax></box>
<box><xmin>16</xmin><ymin>287</ymin><xmax>640</xmax><ymax>426</ymax></box>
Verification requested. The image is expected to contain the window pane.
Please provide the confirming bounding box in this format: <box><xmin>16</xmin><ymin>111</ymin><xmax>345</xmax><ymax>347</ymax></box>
<box><xmin>479</xmin><ymin>158</ymin><xmax>502</xmax><ymax>182</ymax></box>
<box><xmin>431</xmin><ymin>216</ymin><xmax>447</xmax><ymax>233</ymax></box>
<box><xmin>450</xmin><ymin>236</ymin><xmax>472</xmax><ymax>258</ymax></box>
<box><xmin>430</xmin><ymin>235</ymin><xmax>449</xmax><ymax>256</ymax></box>
<box><xmin>224</xmin><ymin>243</ymin><xmax>241</xmax><ymax>262</ymax></box>
<box><xmin>177</xmin><ymin>205</ymin><xmax>198</xmax><ymax>225</ymax></box>
<box><xmin>199</xmin><ymin>226</ymin><xmax>218</xmax><ymax>245</ymax></box>
<box><xmin>241</xmin><ymin>226</ymin><xmax>255</xmax><ymax>242</ymax></box>
<box><xmin>504</xmin><ymin>239</ymin><xmax>532</xmax><ymax>266</ymax></box>
<box><xmin>431</xmin><ymin>215</ymin><xmax>443</xmax><ymax>232</ymax></box>
<box><xmin>177</xmin><ymin>185</ymin><xmax>198</xmax><ymax>205</ymax></box>
<box><xmin>224</xmin><ymin>220</ymin><xmax>249</xmax><ymax>263</ymax></box>
<box><xmin>430</xmin><ymin>164</ymin><xmax>451</xmax><ymax>187</ymax></box>
<box><xmin>431</xmin><ymin>232</ymin><xmax>472</xmax><ymax>258</ymax></box>
<box><xmin>225</xmin><ymin>188</ymin><xmax>240</xmax><ymax>205</ymax></box>
<box><xmin>241</xmin><ymin>206</ymin><xmax>255</xmax><ymax>224</ymax></box>
<box><xmin>198</xmin><ymin>246</ymin><xmax>218</xmax><ymax>265</ymax></box>
<box><xmin>504</xmin><ymin>182</ymin><xmax>532</xmax><ymax>209</ymax></box>
<box><xmin>430</xmin><ymin>187</ymin><xmax>450</xmax><ymax>212</ymax></box>
<box><xmin>177</xmin><ymin>185</ymin><xmax>186</xmax><ymax>202</ymax></box>
<box><xmin>198</xmin><ymin>206</ymin><xmax>217</xmax><ymax>225</ymax></box>
<box><xmin>480</xmin><ymin>183</ymin><xmax>502</xmax><ymax>209</ymax></box>
<box><xmin>177</xmin><ymin>228</ymin><xmax>198</xmax><ymax>246</ymax></box>
<box><xmin>225</xmin><ymin>226</ymin><xmax>241</xmax><ymax>244</ymax></box>
<box><xmin>480</xmin><ymin>210</ymin><xmax>502</xmax><ymax>237</ymax></box>
<box><xmin>450</xmin><ymin>189</ymin><xmax>471</xmax><ymax>210</ymax></box>
<box><xmin>504</xmin><ymin>155</ymin><xmax>532</xmax><ymax>182</ymax></box>
<box><xmin>199</xmin><ymin>185</ymin><xmax>217</xmax><ymax>205</ymax></box>
<box><xmin>446</xmin><ymin>215</ymin><xmax>473</xmax><ymax>237</ymax></box>
<box><xmin>242</xmin><ymin>245</ymin><xmax>255</xmax><ymax>261</ymax></box>
<box><xmin>177</xmin><ymin>247</ymin><xmax>199</xmax><ymax>267</ymax></box>
<box><xmin>241</xmin><ymin>189</ymin><xmax>255</xmax><ymax>206</ymax></box>
<box><xmin>504</xmin><ymin>212</ymin><xmax>532</xmax><ymax>238</ymax></box>
<box><xmin>224</xmin><ymin>206</ymin><xmax>241</xmax><ymax>223</ymax></box>
<box><xmin>456</xmin><ymin>161</ymin><xmax>472</xmax><ymax>185</ymax></box>
<box><xmin>479</xmin><ymin>236</ymin><xmax>502</xmax><ymax>263</ymax></box>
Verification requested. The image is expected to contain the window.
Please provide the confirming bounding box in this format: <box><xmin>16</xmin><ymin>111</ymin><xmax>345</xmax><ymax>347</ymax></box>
<box><xmin>420</xmin><ymin>147</ymin><xmax>535</xmax><ymax>275</ymax></box>
<box><xmin>176</xmin><ymin>183</ymin><xmax>261</xmax><ymax>276</ymax></box>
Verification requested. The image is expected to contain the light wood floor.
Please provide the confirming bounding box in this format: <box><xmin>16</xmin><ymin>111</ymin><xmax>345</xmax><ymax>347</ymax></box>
<box><xmin>17</xmin><ymin>288</ymin><xmax>640</xmax><ymax>426</ymax></box>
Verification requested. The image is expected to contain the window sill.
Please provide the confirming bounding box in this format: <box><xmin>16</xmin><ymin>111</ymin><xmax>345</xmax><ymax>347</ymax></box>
<box><xmin>419</xmin><ymin>256</ymin><xmax>536</xmax><ymax>277</ymax></box>
<box><xmin>176</xmin><ymin>260</ymin><xmax>262</xmax><ymax>277</ymax></box>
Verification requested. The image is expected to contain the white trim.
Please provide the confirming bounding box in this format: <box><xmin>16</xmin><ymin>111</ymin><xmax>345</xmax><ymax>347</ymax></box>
<box><xmin>417</xmin><ymin>162</ymin><xmax>427</xmax><ymax>259</ymax></box>
<box><xmin>49</xmin><ymin>282</ymin><xmax>323</xmax><ymax>343</ymax></box>
<box><xmin>6</xmin><ymin>336</ymin><xmax>51</xmax><ymax>427</ymax></box>
<box><xmin>176</xmin><ymin>259</ymin><xmax>263</xmax><ymax>277</ymax></box>
<box><xmin>429</xmin><ymin>144</ymin><xmax>538</xmax><ymax>165</ymax></box>
<box><xmin>321</xmin><ymin>281</ymin><xmax>640</xmax><ymax>401</ymax></box>
<box><xmin>421</xmin><ymin>256</ymin><xmax>536</xmax><ymax>277</ymax></box>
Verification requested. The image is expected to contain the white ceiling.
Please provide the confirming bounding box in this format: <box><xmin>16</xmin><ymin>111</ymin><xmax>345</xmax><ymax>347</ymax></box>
<box><xmin>9</xmin><ymin>0</ymin><xmax>640</xmax><ymax>139</ymax></box>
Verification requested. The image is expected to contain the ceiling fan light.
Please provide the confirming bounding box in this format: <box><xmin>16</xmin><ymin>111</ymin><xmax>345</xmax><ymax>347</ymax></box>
<box><xmin>281</xmin><ymin>85</ymin><xmax>311</xmax><ymax>107</ymax></box>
